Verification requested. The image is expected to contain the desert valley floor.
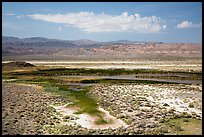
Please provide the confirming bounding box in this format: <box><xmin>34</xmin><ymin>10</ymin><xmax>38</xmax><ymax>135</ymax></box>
<box><xmin>2</xmin><ymin>59</ymin><xmax>202</xmax><ymax>135</ymax></box>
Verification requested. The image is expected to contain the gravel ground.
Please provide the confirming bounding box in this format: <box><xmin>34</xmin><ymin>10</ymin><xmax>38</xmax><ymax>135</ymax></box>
<box><xmin>89</xmin><ymin>83</ymin><xmax>202</xmax><ymax>134</ymax></box>
<box><xmin>2</xmin><ymin>82</ymin><xmax>68</xmax><ymax>135</ymax></box>
<box><xmin>1</xmin><ymin>82</ymin><xmax>138</xmax><ymax>135</ymax></box>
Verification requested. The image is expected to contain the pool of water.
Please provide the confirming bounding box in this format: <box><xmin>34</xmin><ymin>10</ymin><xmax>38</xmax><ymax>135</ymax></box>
<box><xmin>68</xmin><ymin>88</ymin><xmax>83</xmax><ymax>91</ymax></box>
<box><xmin>65</xmin><ymin>82</ymin><xmax>96</xmax><ymax>87</ymax></box>
<box><xmin>62</xmin><ymin>75</ymin><xmax>201</xmax><ymax>85</ymax></box>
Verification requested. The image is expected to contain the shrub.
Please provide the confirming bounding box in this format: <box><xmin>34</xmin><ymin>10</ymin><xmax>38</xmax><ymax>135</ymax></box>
<box><xmin>188</xmin><ymin>103</ymin><xmax>194</xmax><ymax>108</ymax></box>
<box><xmin>163</xmin><ymin>103</ymin><xmax>170</xmax><ymax>107</ymax></box>
<box><xmin>63</xmin><ymin>115</ymin><xmax>70</xmax><ymax>119</ymax></box>
<box><xmin>174</xmin><ymin>125</ymin><xmax>184</xmax><ymax>131</ymax></box>
<box><xmin>159</xmin><ymin>118</ymin><xmax>169</xmax><ymax>123</ymax></box>
<box><xmin>183</xmin><ymin>118</ymin><xmax>189</xmax><ymax>122</ymax></box>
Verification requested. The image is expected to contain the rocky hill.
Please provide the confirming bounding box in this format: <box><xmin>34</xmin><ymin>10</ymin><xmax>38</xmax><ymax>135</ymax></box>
<box><xmin>2</xmin><ymin>61</ymin><xmax>35</xmax><ymax>67</ymax></box>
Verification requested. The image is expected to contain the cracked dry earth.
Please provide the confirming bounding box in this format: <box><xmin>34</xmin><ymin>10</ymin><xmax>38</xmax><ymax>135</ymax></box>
<box><xmin>2</xmin><ymin>82</ymin><xmax>202</xmax><ymax>135</ymax></box>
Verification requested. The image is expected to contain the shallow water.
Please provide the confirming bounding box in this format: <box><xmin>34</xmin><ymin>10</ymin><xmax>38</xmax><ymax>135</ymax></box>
<box><xmin>68</xmin><ymin>88</ymin><xmax>82</xmax><ymax>91</ymax></box>
<box><xmin>65</xmin><ymin>82</ymin><xmax>96</xmax><ymax>87</ymax></box>
<box><xmin>62</xmin><ymin>74</ymin><xmax>201</xmax><ymax>85</ymax></box>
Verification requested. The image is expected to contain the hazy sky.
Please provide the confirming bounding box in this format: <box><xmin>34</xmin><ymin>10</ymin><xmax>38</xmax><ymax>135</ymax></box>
<box><xmin>2</xmin><ymin>2</ymin><xmax>202</xmax><ymax>43</ymax></box>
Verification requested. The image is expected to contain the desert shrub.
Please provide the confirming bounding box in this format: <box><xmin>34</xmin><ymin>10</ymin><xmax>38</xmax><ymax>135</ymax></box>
<box><xmin>174</xmin><ymin>125</ymin><xmax>184</xmax><ymax>131</ymax></box>
<box><xmin>183</xmin><ymin>118</ymin><xmax>189</xmax><ymax>122</ymax></box>
<box><xmin>180</xmin><ymin>112</ymin><xmax>191</xmax><ymax>118</ymax></box>
<box><xmin>159</xmin><ymin>118</ymin><xmax>169</xmax><ymax>123</ymax></box>
<box><xmin>188</xmin><ymin>103</ymin><xmax>194</xmax><ymax>108</ymax></box>
<box><xmin>168</xmin><ymin>108</ymin><xmax>175</xmax><ymax>113</ymax></box>
<box><xmin>163</xmin><ymin>103</ymin><xmax>170</xmax><ymax>107</ymax></box>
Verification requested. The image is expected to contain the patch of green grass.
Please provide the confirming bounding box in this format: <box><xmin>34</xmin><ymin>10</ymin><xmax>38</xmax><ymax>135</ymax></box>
<box><xmin>183</xmin><ymin>118</ymin><xmax>189</xmax><ymax>122</ymax></box>
<box><xmin>160</xmin><ymin>118</ymin><xmax>202</xmax><ymax>135</ymax></box>
<box><xmin>57</xmin><ymin>85</ymin><xmax>70</xmax><ymax>91</ymax></box>
<box><xmin>2</xmin><ymin>75</ymin><xmax>18</xmax><ymax>79</ymax></box>
<box><xmin>69</xmin><ymin>89</ymin><xmax>99</xmax><ymax>115</ymax></box>
<box><xmin>94</xmin><ymin>117</ymin><xmax>109</xmax><ymax>125</ymax></box>
<box><xmin>44</xmin><ymin>85</ymin><xmax>61</xmax><ymax>93</ymax></box>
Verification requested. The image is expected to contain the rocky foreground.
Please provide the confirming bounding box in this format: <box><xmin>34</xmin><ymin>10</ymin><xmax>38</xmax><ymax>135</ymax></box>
<box><xmin>2</xmin><ymin>82</ymin><xmax>141</xmax><ymax>135</ymax></box>
<box><xmin>2</xmin><ymin>82</ymin><xmax>202</xmax><ymax>135</ymax></box>
<box><xmin>2</xmin><ymin>82</ymin><xmax>69</xmax><ymax>135</ymax></box>
<box><xmin>90</xmin><ymin>83</ymin><xmax>202</xmax><ymax>134</ymax></box>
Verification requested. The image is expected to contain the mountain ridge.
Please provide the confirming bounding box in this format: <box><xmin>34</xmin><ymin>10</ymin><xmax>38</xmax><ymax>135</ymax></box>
<box><xmin>2</xmin><ymin>36</ymin><xmax>202</xmax><ymax>59</ymax></box>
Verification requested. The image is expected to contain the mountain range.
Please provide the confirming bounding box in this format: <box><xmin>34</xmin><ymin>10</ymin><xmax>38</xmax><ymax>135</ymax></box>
<box><xmin>2</xmin><ymin>36</ymin><xmax>202</xmax><ymax>59</ymax></box>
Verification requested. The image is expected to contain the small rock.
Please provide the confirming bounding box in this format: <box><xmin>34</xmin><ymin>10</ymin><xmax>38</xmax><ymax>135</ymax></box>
<box><xmin>138</xmin><ymin>123</ymin><xmax>146</xmax><ymax>128</ymax></box>
<box><xmin>128</xmin><ymin>109</ymin><xmax>133</xmax><ymax>112</ymax></box>
<box><xmin>147</xmin><ymin>123</ymin><xmax>157</xmax><ymax>128</ymax></box>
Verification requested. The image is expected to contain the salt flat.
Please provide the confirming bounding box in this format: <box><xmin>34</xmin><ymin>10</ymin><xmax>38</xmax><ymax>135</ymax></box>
<box><xmin>3</xmin><ymin>59</ymin><xmax>199</xmax><ymax>72</ymax></box>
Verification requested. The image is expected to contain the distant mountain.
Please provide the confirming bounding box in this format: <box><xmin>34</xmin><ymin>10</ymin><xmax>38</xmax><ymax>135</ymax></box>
<box><xmin>22</xmin><ymin>37</ymin><xmax>59</xmax><ymax>42</ymax></box>
<box><xmin>2</xmin><ymin>36</ymin><xmax>102</xmax><ymax>48</ymax></box>
<box><xmin>2</xmin><ymin>36</ymin><xmax>159</xmax><ymax>47</ymax></box>
<box><xmin>107</xmin><ymin>40</ymin><xmax>136</xmax><ymax>44</ymax></box>
<box><xmin>2</xmin><ymin>36</ymin><xmax>21</xmax><ymax>42</ymax></box>
<box><xmin>70</xmin><ymin>39</ymin><xmax>99</xmax><ymax>46</ymax></box>
<box><xmin>2</xmin><ymin>36</ymin><xmax>202</xmax><ymax>59</ymax></box>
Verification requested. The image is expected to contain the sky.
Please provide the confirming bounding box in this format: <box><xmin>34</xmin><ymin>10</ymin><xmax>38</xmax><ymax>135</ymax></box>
<box><xmin>2</xmin><ymin>2</ymin><xmax>202</xmax><ymax>43</ymax></box>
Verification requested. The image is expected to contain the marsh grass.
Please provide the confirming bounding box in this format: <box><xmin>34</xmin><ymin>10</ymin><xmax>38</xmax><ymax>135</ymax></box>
<box><xmin>10</xmin><ymin>67</ymin><xmax>201</xmax><ymax>77</ymax></box>
<box><xmin>81</xmin><ymin>78</ymin><xmax>175</xmax><ymax>84</ymax></box>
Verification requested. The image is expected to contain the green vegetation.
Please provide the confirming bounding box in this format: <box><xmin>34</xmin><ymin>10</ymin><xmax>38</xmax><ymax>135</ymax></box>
<box><xmin>8</xmin><ymin>67</ymin><xmax>202</xmax><ymax>78</ymax></box>
<box><xmin>183</xmin><ymin>118</ymin><xmax>189</xmax><ymax>122</ymax></box>
<box><xmin>163</xmin><ymin>103</ymin><xmax>170</xmax><ymax>107</ymax></box>
<box><xmin>3</xmin><ymin>69</ymin><xmax>109</xmax><ymax>125</ymax></box>
<box><xmin>94</xmin><ymin>117</ymin><xmax>109</xmax><ymax>125</ymax></box>
<box><xmin>188</xmin><ymin>103</ymin><xmax>194</xmax><ymax>108</ymax></box>
<box><xmin>81</xmin><ymin>78</ymin><xmax>175</xmax><ymax>84</ymax></box>
<box><xmin>135</xmin><ymin>74</ymin><xmax>201</xmax><ymax>80</ymax></box>
<box><xmin>17</xmin><ymin>68</ymin><xmax>161</xmax><ymax>76</ymax></box>
<box><xmin>159</xmin><ymin>118</ymin><xmax>202</xmax><ymax>135</ymax></box>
